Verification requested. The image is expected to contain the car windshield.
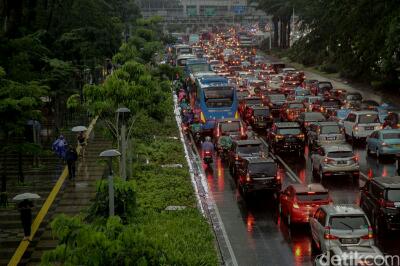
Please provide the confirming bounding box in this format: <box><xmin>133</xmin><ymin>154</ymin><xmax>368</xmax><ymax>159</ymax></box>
<box><xmin>270</xmin><ymin>94</ymin><xmax>286</xmax><ymax>101</ymax></box>
<box><xmin>289</xmin><ymin>103</ymin><xmax>304</xmax><ymax>109</ymax></box>
<box><xmin>237</xmin><ymin>144</ymin><xmax>262</xmax><ymax>154</ymax></box>
<box><xmin>220</xmin><ymin>121</ymin><xmax>240</xmax><ymax>132</ymax></box>
<box><xmin>358</xmin><ymin>114</ymin><xmax>379</xmax><ymax>123</ymax></box>
<box><xmin>321</xmin><ymin>125</ymin><xmax>341</xmax><ymax>134</ymax></box>
<box><xmin>204</xmin><ymin>87</ymin><xmax>234</xmax><ymax>108</ymax></box>
<box><xmin>278</xmin><ymin>128</ymin><xmax>301</xmax><ymax>135</ymax></box>
<box><xmin>296</xmin><ymin>192</ymin><xmax>329</xmax><ymax>202</ymax></box>
<box><xmin>254</xmin><ymin>109</ymin><xmax>269</xmax><ymax>116</ymax></box>
<box><xmin>327</xmin><ymin>151</ymin><xmax>353</xmax><ymax>158</ymax></box>
<box><xmin>329</xmin><ymin>215</ymin><xmax>368</xmax><ymax>230</ymax></box>
<box><xmin>305</xmin><ymin>113</ymin><xmax>325</xmax><ymax>121</ymax></box>
<box><xmin>382</xmin><ymin>133</ymin><xmax>400</xmax><ymax>139</ymax></box>
<box><xmin>249</xmin><ymin>162</ymin><xmax>277</xmax><ymax>176</ymax></box>
<box><xmin>387</xmin><ymin>189</ymin><xmax>400</xmax><ymax>202</ymax></box>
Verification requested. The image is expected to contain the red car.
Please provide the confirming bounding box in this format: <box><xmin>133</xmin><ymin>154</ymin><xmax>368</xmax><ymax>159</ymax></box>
<box><xmin>280</xmin><ymin>102</ymin><xmax>307</xmax><ymax>121</ymax></box>
<box><xmin>279</xmin><ymin>183</ymin><xmax>332</xmax><ymax>226</ymax></box>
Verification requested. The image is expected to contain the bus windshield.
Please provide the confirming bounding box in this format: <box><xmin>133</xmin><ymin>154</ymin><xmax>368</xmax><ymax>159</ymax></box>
<box><xmin>204</xmin><ymin>87</ymin><xmax>234</xmax><ymax>108</ymax></box>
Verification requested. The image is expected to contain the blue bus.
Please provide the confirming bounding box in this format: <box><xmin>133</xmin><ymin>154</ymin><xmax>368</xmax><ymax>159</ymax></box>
<box><xmin>192</xmin><ymin>75</ymin><xmax>239</xmax><ymax>133</ymax></box>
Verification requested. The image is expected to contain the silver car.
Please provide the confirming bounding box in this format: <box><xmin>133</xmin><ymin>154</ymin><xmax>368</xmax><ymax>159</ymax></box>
<box><xmin>311</xmin><ymin>144</ymin><xmax>359</xmax><ymax>180</ymax></box>
<box><xmin>307</xmin><ymin>121</ymin><xmax>345</xmax><ymax>150</ymax></box>
<box><xmin>310</xmin><ymin>205</ymin><xmax>374</xmax><ymax>253</ymax></box>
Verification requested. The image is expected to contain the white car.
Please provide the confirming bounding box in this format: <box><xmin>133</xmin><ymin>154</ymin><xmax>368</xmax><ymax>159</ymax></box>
<box><xmin>310</xmin><ymin>204</ymin><xmax>374</xmax><ymax>253</ymax></box>
<box><xmin>268</xmin><ymin>75</ymin><xmax>283</xmax><ymax>90</ymax></box>
<box><xmin>342</xmin><ymin>110</ymin><xmax>381</xmax><ymax>141</ymax></box>
<box><xmin>311</xmin><ymin>144</ymin><xmax>359</xmax><ymax>180</ymax></box>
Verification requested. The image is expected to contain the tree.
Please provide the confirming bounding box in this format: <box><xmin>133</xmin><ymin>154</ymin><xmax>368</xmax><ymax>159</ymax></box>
<box><xmin>0</xmin><ymin>69</ymin><xmax>48</xmax><ymax>192</ymax></box>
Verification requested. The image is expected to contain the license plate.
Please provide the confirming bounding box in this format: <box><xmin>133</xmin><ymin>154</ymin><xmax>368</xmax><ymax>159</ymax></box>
<box><xmin>340</xmin><ymin>238</ymin><xmax>358</xmax><ymax>244</ymax></box>
<box><xmin>337</xmin><ymin>161</ymin><xmax>347</xmax><ymax>164</ymax></box>
<box><xmin>365</xmin><ymin>126</ymin><xmax>374</xmax><ymax>130</ymax></box>
<box><xmin>326</xmin><ymin>137</ymin><xmax>336</xmax><ymax>140</ymax></box>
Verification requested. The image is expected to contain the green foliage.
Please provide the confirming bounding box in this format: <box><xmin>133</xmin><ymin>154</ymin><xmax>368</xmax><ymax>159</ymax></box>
<box><xmin>66</xmin><ymin>94</ymin><xmax>81</xmax><ymax>110</ymax></box>
<box><xmin>42</xmin><ymin>211</ymin><xmax>218</xmax><ymax>266</ymax></box>
<box><xmin>283</xmin><ymin>0</ymin><xmax>400</xmax><ymax>84</ymax></box>
<box><xmin>88</xmin><ymin>178</ymin><xmax>137</xmax><ymax>222</ymax></box>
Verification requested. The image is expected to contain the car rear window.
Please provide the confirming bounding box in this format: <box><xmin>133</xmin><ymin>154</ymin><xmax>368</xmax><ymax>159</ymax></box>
<box><xmin>305</xmin><ymin>112</ymin><xmax>325</xmax><ymax>121</ymax></box>
<box><xmin>277</xmin><ymin>128</ymin><xmax>301</xmax><ymax>135</ymax></box>
<box><xmin>329</xmin><ymin>215</ymin><xmax>368</xmax><ymax>230</ymax></box>
<box><xmin>387</xmin><ymin>189</ymin><xmax>400</xmax><ymax>202</ymax></box>
<box><xmin>358</xmin><ymin>114</ymin><xmax>379</xmax><ymax>123</ymax></box>
<box><xmin>237</xmin><ymin>144</ymin><xmax>262</xmax><ymax>154</ymax></box>
<box><xmin>321</xmin><ymin>125</ymin><xmax>341</xmax><ymax>134</ymax></box>
<box><xmin>246</xmin><ymin>98</ymin><xmax>263</xmax><ymax>106</ymax></box>
<box><xmin>269</xmin><ymin>94</ymin><xmax>285</xmax><ymax>101</ymax></box>
<box><xmin>220</xmin><ymin>121</ymin><xmax>240</xmax><ymax>132</ymax></box>
<box><xmin>296</xmin><ymin>192</ymin><xmax>329</xmax><ymax>202</ymax></box>
<box><xmin>254</xmin><ymin>109</ymin><xmax>269</xmax><ymax>116</ymax></box>
<box><xmin>347</xmin><ymin>94</ymin><xmax>362</xmax><ymax>100</ymax></box>
<box><xmin>382</xmin><ymin>133</ymin><xmax>400</xmax><ymax>139</ymax></box>
<box><xmin>289</xmin><ymin>103</ymin><xmax>304</xmax><ymax>109</ymax></box>
<box><xmin>249</xmin><ymin>162</ymin><xmax>277</xmax><ymax>176</ymax></box>
<box><xmin>322</xmin><ymin>100</ymin><xmax>340</xmax><ymax>107</ymax></box>
<box><xmin>327</xmin><ymin>151</ymin><xmax>353</xmax><ymax>158</ymax></box>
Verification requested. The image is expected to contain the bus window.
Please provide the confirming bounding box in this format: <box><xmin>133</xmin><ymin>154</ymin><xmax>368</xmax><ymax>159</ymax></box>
<box><xmin>204</xmin><ymin>87</ymin><xmax>234</xmax><ymax>108</ymax></box>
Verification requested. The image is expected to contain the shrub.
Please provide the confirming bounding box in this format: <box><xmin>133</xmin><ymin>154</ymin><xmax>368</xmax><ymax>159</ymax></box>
<box><xmin>87</xmin><ymin>177</ymin><xmax>137</xmax><ymax>223</ymax></box>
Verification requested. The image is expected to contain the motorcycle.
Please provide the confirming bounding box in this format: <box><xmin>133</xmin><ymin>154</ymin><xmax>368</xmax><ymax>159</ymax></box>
<box><xmin>203</xmin><ymin>150</ymin><xmax>213</xmax><ymax>165</ymax></box>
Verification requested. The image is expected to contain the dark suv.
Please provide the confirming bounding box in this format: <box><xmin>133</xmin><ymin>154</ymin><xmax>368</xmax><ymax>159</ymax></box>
<box><xmin>228</xmin><ymin>139</ymin><xmax>265</xmax><ymax>176</ymax></box>
<box><xmin>236</xmin><ymin>157</ymin><xmax>280</xmax><ymax>197</ymax></box>
<box><xmin>360</xmin><ymin>177</ymin><xmax>400</xmax><ymax>235</ymax></box>
<box><xmin>244</xmin><ymin>106</ymin><xmax>272</xmax><ymax>129</ymax></box>
<box><xmin>267</xmin><ymin>122</ymin><xmax>305</xmax><ymax>155</ymax></box>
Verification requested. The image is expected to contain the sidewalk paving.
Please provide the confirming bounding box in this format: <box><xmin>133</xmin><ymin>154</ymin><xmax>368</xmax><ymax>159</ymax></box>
<box><xmin>0</xmin><ymin>124</ymin><xmax>111</xmax><ymax>265</ymax></box>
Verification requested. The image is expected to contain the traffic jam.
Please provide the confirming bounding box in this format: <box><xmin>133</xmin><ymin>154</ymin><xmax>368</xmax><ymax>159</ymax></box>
<box><xmin>169</xmin><ymin>29</ymin><xmax>400</xmax><ymax>266</ymax></box>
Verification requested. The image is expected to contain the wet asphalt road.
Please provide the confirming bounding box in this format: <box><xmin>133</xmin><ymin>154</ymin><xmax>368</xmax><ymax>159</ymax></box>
<box><xmin>190</xmin><ymin>54</ymin><xmax>400</xmax><ymax>265</ymax></box>
<box><xmin>202</xmin><ymin>138</ymin><xmax>400</xmax><ymax>266</ymax></box>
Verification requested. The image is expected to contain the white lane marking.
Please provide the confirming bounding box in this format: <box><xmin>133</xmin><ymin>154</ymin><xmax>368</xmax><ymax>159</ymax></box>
<box><xmin>258</xmin><ymin>137</ymin><xmax>302</xmax><ymax>184</ymax></box>
<box><xmin>359</xmin><ymin>171</ymin><xmax>369</xmax><ymax>181</ymax></box>
<box><xmin>286</xmin><ymin>171</ymin><xmax>296</xmax><ymax>182</ymax></box>
<box><xmin>276</xmin><ymin>155</ymin><xmax>303</xmax><ymax>184</ymax></box>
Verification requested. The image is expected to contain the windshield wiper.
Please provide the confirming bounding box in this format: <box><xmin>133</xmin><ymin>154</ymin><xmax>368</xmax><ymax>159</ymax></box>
<box><xmin>339</xmin><ymin>221</ymin><xmax>354</xmax><ymax>231</ymax></box>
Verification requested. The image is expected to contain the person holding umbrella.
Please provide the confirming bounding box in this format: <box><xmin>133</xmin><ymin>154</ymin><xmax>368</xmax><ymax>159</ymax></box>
<box><xmin>65</xmin><ymin>145</ymin><xmax>78</xmax><ymax>181</ymax></box>
<box><xmin>13</xmin><ymin>193</ymin><xmax>40</xmax><ymax>241</ymax></box>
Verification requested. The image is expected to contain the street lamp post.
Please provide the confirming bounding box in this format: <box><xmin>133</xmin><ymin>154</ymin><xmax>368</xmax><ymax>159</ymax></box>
<box><xmin>99</xmin><ymin>149</ymin><xmax>121</xmax><ymax>216</ymax></box>
<box><xmin>116</xmin><ymin>107</ymin><xmax>131</xmax><ymax>180</ymax></box>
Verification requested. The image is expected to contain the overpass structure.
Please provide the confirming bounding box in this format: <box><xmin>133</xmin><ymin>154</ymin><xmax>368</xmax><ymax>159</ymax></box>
<box><xmin>135</xmin><ymin>0</ymin><xmax>268</xmax><ymax>30</ymax></box>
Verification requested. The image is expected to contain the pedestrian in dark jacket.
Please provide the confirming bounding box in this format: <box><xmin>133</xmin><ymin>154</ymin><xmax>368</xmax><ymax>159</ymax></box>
<box><xmin>18</xmin><ymin>199</ymin><xmax>33</xmax><ymax>240</ymax></box>
<box><xmin>65</xmin><ymin>145</ymin><xmax>78</xmax><ymax>180</ymax></box>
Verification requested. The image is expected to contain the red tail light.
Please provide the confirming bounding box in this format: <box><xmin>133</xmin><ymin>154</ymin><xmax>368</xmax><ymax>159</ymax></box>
<box><xmin>216</xmin><ymin>127</ymin><xmax>220</xmax><ymax>138</ymax></box>
<box><xmin>240</xmin><ymin>126</ymin><xmax>245</xmax><ymax>136</ymax></box>
<box><xmin>293</xmin><ymin>202</ymin><xmax>300</xmax><ymax>209</ymax></box>
<box><xmin>324</xmin><ymin>226</ymin><xmax>338</xmax><ymax>240</ymax></box>
<box><xmin>324</xmin><ymin>157</ymin><xmax>334</xmax><ymax>164</ymax></box>
<box><xmin>361</xmin><ymin>227</ymin><xmax>374</xmax><ymax>239</ymax></box>
<box><xmin>380</xmin><ymin>199</ymin><xmax>396</xmax><ymax>209</ymax></box>
<box><xmin>246</xmin><ymin>173</ymin><xmax>251</xmax><ymax>182</ymax></box>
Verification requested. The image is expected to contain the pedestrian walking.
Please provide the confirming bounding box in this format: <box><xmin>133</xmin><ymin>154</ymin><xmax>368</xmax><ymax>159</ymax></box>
<box><xmin>52</xmin><ymin>134</ymin><xmax>67</xmax><ymax>161</ymax></box>
<box><xmin>77</xmin><ymin>132</ymin><xmax>87</xmax><ymax>157</ymax></box>
<box><xmin>18</xmin><ymin>199</ymin><xmax>33</xmax><ymax>240</ymax></box>
<box><xmin>65</xmin><ymin>145</ymin><xmax>78</xmax><ymax>181</ymax></box>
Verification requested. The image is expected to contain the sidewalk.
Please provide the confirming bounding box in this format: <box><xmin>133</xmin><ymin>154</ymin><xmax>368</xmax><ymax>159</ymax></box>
<box><xmin>0</xmin><ymin>124</ymin><xmax>111</xmax><ymax>265</ymax></box>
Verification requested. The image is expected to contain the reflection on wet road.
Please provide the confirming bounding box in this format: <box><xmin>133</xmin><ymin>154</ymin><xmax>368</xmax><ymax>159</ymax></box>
<box><xmin>201</xmin><ymin>136</ymin><xmax>400</xmax><ymax>266</ymax></box>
